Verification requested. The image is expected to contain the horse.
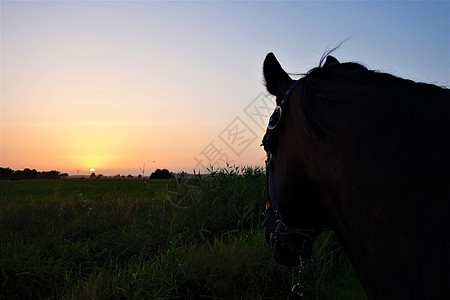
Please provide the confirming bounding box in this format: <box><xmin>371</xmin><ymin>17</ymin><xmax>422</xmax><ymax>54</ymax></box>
<box><xmin>261</xmin><ymin>52</ymin><xmax>450</xmax><ymax>299</ymax></box>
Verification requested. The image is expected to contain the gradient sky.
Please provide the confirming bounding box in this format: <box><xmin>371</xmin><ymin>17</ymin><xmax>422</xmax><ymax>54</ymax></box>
<box><xmin>1</xmin><ymin>1</ymin><xmax>449</xmax><ymax>175</ymax></box>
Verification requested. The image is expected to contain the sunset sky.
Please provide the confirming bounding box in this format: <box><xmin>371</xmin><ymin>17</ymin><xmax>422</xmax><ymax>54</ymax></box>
<box><xmin>1</xmin><ymin>1</ymin><xmax>449</xmax><ymax>176</ymax></box>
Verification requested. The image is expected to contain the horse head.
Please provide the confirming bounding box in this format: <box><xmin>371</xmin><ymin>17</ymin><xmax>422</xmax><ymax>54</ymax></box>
<box><xmin>261</xmin><ymin>52</ymin><xmax>450</xmax><ymax>299</ymax></box>
<box><xmin>261</xmin><ymin>53</ymin><xmax>336</xmax><ymax>266</ymax></box>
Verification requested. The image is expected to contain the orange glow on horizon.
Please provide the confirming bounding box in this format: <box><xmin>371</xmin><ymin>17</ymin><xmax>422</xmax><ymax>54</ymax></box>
<box><xmin>1</xmin><ymin>117</ymin><xmax>263</xmax><ymax>175</ymax></box>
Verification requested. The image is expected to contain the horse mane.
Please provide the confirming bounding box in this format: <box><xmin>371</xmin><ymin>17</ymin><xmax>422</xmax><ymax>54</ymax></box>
<box><xmin>298</xmin><ymin>58</ymin><xmax>450</xmax><ymax>140</ymax></box>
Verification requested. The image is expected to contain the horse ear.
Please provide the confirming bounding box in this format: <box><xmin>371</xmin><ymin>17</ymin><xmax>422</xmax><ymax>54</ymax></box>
<box><xmin>323</xmin><ymin>56</ymin><xmax>340</xmax><ymax>67</ymax></box>
<box><xmin>263</xmin><ymin>53</ymin><xmax>292</xmax><ymax>96</ymax></box>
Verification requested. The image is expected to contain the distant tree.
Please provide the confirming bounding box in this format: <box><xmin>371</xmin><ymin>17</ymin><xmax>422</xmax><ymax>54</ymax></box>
<box><xmin>11</xmin><ymin>170</ymin><xmax>24</xmax><ymax>180</ymax></box>
<box><xmin>150</xmin><ymin>169</ymin><xmax>174</xmax><ymax>179</ymax></box>
<box><xmin>41</xmin><ymin>171</ymin><xmax>60</xmax><ymax>179</ymax></box>
<box><xmin>23</xmin><ymin>168</ymin><xmax>38</xmax><ymax>179</ymax></box>
<box><xmin>90</xmin><ymin>172</ymin><xmax>96</xmax><ymax>179</ymax></box>
<box><xmin>59</xmin><ymin>173</ymin><xmax>69</xmax><ymax>179</ymax></box>
<box><xmin>0</xmin><ymin>167</ymin><xmax>13</xmax><ymax>180</ymax></box>
<box><xmin>137</xmin><ymin>174</ymin><xmax>142</xmax><ymax>179</ymax></box>
<box><xmin>127</xmin><ymin>175</ymin><xmax>134</xmax><ymax>179</ymax></box>
<box><xmin>97</xmin><ymin>174</ymin><xmax>104</xmax><ymax>179</ymax></box>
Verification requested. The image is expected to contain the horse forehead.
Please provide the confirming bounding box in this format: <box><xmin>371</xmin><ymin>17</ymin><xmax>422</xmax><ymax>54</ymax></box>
<box><xmin>275</xmin><ymin>81</ymin><xmax>297</xmax><ymax>104</ymax></box>
<box><xmin>279</xmin><ymin>87</ymin><xmax>309</xmax><ymax>143</ymax></box>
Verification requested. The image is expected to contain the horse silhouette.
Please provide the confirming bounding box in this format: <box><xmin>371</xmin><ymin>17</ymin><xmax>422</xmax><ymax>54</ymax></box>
<box><xmin>262</xmin><ymin>52</ymin><xmax>450</xmax><ymax>299</ymax></box>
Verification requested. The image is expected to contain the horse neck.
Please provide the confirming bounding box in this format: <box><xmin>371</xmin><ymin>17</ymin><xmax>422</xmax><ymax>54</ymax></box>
<box><xmin>300</xmin><ymin>82</ymin><xmax>450</xmax><ymax>299</ymax></box>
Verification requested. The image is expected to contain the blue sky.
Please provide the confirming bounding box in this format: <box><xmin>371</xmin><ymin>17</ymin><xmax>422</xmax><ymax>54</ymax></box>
<box><xmin>1</xmin><ymin>1</ymin><xmax>449</xmax><ymax>175</ymax></box>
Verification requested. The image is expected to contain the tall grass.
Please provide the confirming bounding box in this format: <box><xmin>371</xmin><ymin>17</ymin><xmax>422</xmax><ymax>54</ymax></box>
<box><xmin>0</xmin><ymin>166</ymin><xmax>366</xmax><ymax>299</ymax></box>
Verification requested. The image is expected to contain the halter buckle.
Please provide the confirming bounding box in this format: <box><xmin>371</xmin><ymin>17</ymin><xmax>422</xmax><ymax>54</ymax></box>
<box><xmin>288</xmin><ymin>283</ymin><xmax>304</xmax><ymax>300</ymax></box>
<box><xmin>267</xmin><ymin>106</ymin><xmax>282</xmax><ymax>130</ymax></box>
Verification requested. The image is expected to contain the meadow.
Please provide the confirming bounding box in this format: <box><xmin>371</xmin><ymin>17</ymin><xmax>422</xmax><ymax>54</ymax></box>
<box><xmin>0</xmin><ymin>166</ymin><xmax>366</xmax><ymax>299</ymax></box>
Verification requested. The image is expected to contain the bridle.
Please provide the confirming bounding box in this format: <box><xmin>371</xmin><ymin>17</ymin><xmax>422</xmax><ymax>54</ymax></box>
<box><xmin>261</xmin><ymin>79</ymin><xmax>329</xmax><ymax>297</ymax></box>
<box><xmin>262</xmin><ymin>79</ymin><xmax>328</xmax><ymax>297</ymax></box>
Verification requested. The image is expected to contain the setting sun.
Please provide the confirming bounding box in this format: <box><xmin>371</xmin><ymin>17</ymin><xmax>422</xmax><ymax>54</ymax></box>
<box><xmin>90</xmin><ymin>168</ymin><xmax>95</xmax><ymax>172</ymax></box>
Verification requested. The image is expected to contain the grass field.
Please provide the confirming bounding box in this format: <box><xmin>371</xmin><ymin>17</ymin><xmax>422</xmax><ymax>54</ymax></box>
<box><xmin>0</xmin><ymin>166</ymin><xmax>367</xmax><ymax>299</ymax></box>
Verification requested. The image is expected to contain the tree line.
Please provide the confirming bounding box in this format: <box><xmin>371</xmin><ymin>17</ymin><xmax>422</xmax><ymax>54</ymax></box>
<box><xmin>0</xmin><ymin>167</ymin><xmax>175</xmax><ymax>180</ymax></box>
<box><xmin>0</xmin><ymin>168</ymin><xmax>65</xmax><ymax>180</ymax></box>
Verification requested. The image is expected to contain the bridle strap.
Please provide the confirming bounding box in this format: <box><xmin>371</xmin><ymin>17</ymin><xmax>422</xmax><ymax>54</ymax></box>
<box><xmin>263</xmin><ymin>79</ymin><xmax>302</xmax><ymax>230</ymax></box>
<box><xmin>266</xmin><ymin>157</ymin><xmax>282</xmax><ymax>222</ymax></box>
<box><xmin>265</xmin><ymin>152</ymin><xmax>318</xmax><ymax>261</ymax></box>
<box><xmin>262</xmin><ymin>79</ymin><xmax>328</xmax><ymax>263</ymax></box>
